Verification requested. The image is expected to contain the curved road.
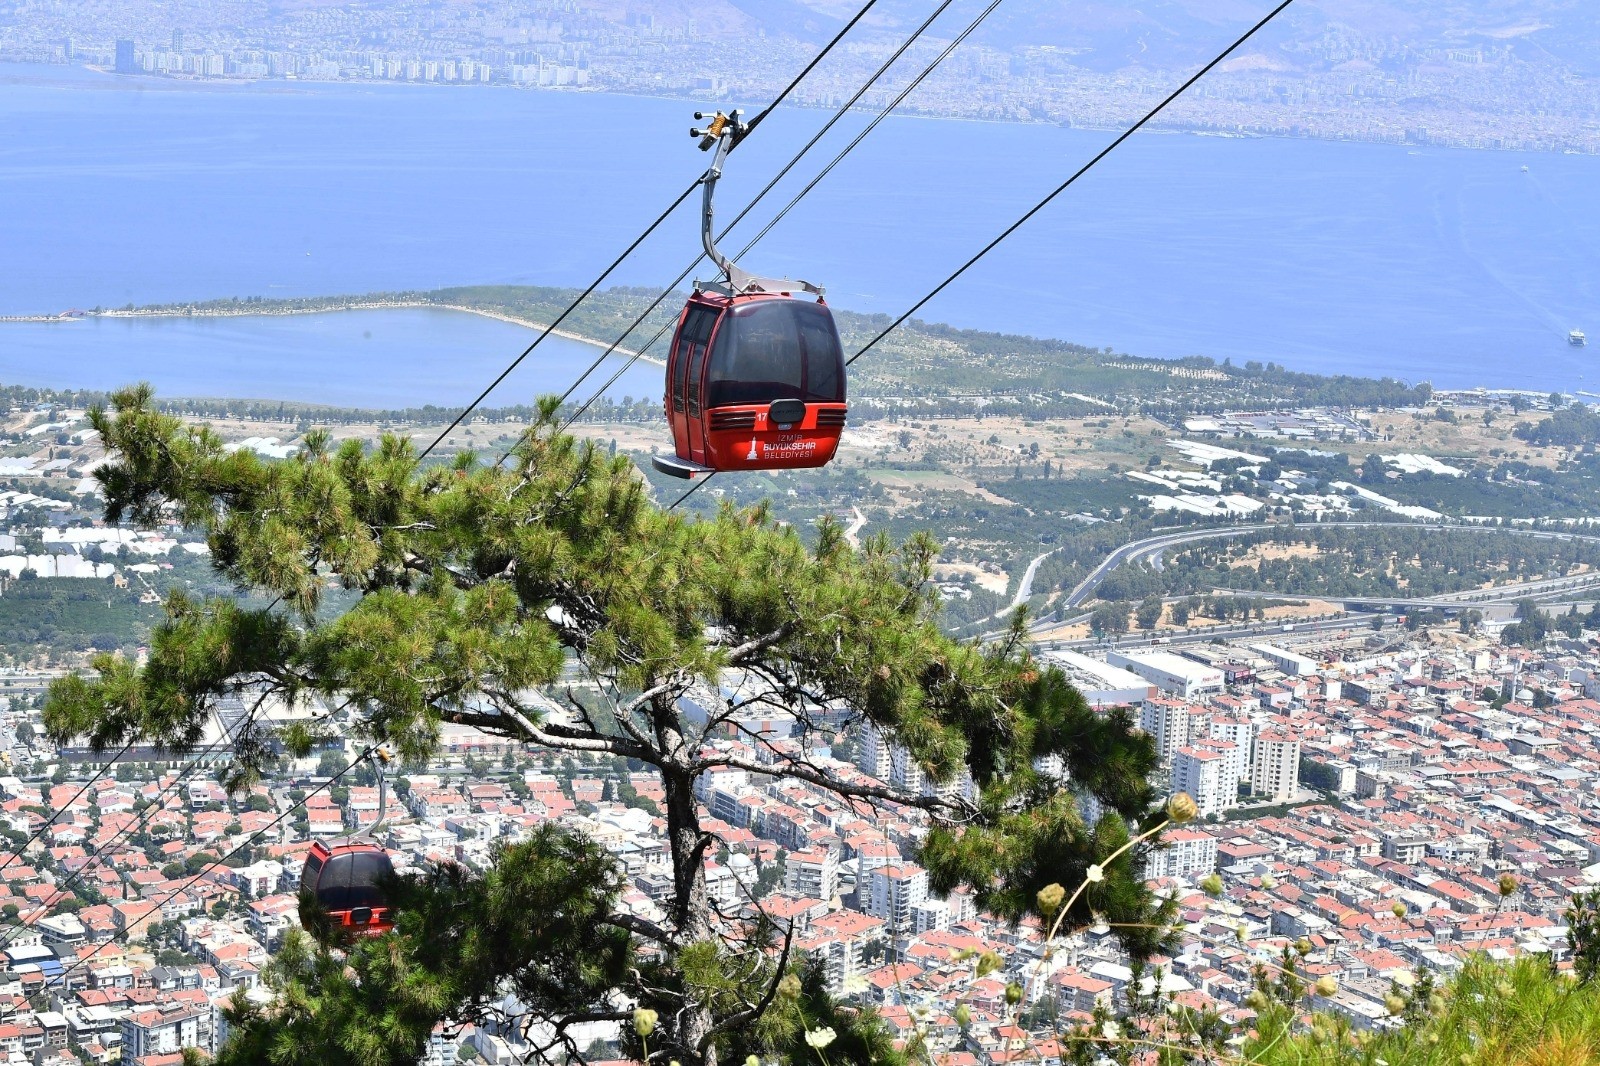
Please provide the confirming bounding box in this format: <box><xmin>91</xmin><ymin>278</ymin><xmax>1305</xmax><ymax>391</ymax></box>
<box><xmin>1060</xmin><ymin>521</ymin><xmax>1600</xmax><ymax>610</ymax></box>
<box><xmin>1011</xmin><ymin>548</ymin><xmax>1058</xmax><ymax>610</ymax></box>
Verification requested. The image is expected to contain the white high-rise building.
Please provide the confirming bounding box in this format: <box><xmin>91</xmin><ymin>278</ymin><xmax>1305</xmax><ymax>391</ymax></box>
<box><xmin>856</xmin><ymin>722</ymin><xmax>892</xmax><ymax>781</ymax></box>
<box><xmin>785</xmin><ymin>847</ymin><xmax>841</xmax><ymax>902</ymax></box>
<box><xmin>1208</xmin><ymin>717</ymin><xmax>1254</xmax><ymax>786</ymax></box>
<box><xmin>1139</xmin><ymin>699</ymin><xmax>1193</xmax><ymax>764</ymax></box>
<box><xmin>888</xmin><ymin>744</ymin><xmax>925</xmax><ymax>794</ymax></box>
<box><xmin>1171</xmin><ymin>746</ymin><xmax>1232</xmax><ymax>819</ymax></box>
<box><xmin>866</xmin><ymin>863</ymin><xmax>928</xmax><ymax>935</ymax></box>
<box><xmin>1145</xmin><ymin>827</ymin><xmax>1219</xmax><ymax>879</ymax></box>
<box><xmin>1251</xmin><ymin>731</ymin><xmax>1301</xmax><ymax>801</ymax></box>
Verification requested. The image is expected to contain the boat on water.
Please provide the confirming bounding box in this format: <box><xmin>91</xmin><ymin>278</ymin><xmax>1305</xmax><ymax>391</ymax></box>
<box><xmin>1572</xmin><ymin>329</ymin><xmax>1588</xmax><ymax>347</ymax></box>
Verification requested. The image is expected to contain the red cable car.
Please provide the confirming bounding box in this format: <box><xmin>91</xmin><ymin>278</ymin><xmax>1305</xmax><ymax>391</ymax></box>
<box><xmin>653</xmin><ymin>111</ymin><xmax>848</xmax><ymax>480</ymax></box>
<box><xmin>300</xmin><ymin>839</ymin><xmax>395</xmax><ymax>937</ymax></box>
<box><xmin>299</xmin><ymin>753</ymin><xmax>396</xmax><ymax>938</ymax></box>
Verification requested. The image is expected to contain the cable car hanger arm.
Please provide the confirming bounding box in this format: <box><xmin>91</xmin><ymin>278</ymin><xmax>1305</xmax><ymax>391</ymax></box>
<box><xmin>693</xmin><ymin>110</ymin><xmax>825</xmax><ymax>300</ymax></box>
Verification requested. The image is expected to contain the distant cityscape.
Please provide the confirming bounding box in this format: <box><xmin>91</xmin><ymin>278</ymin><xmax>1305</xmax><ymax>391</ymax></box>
<box><xmin>0</xmin><ymin>396</ymin><xmax>1594</xmax><ymax>1061</ymax></box>
<box><xmin>2</xmin><ymin>0</ymin><xmax>1598</xmax><ymax>153</ymax></box>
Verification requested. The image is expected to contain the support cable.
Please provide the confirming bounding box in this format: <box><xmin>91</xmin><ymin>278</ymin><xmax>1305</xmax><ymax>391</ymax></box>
<box><xmin>499</xmin><ymin>0</ymin><xmax>969</xmax><ymax>463</ymax></box>
<box><xmin>731</xmin><ymin>0</ymin><xmax>1007</xmax><ymax>266</ymax></box>
<box><xmin>667</xmin><ymin>474</ymin><xmax>715</xmax><ymax>511</ymax></box>
<box><xmin>674</xmin><ymin>0</ymin><xmax>1296</xmax><ymax>511</ymax></box>
<box><xmin>417</xmin><ymin>0</ymin><xmax>885</xmax><ymax>461</ymax></box>
<box><xmin>53</xmin><ymin>748</ymin><xmax>374</xmax><ymax>988</ymax></box>
<box><xmin>846</xmin><ymin>0</ymin><xmax>1298</xmax><ymax>367</ymax></box>
<box><xmin>0</xmin><ymin>739</ymin><xmax>135</xmax><ymax>881</ymax></box>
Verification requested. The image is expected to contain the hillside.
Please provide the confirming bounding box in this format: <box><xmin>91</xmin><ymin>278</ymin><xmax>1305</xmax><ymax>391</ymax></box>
<box><xmin>594</xmin><ymin>0</ymin><xmax>1600</xmax><ymax>74</ymax></box>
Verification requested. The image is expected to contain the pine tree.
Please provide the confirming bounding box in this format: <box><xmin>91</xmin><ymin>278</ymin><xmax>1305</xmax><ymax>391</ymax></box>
<box><xmin>46</xmin><ymin>388</ymin><xmax>1172</xmax><ymax>1066</ymax></box>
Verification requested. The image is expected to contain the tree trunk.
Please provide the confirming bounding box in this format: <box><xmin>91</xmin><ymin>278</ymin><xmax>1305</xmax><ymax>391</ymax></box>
<box><xmin>656</xmin><ymin>699</ymin><xmax>718</xmax><ymax>1066</ymax></box>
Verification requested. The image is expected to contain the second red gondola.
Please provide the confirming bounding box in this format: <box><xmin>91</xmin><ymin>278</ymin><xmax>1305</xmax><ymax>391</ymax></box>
<box><xmin>300</xmin><ymin>838</ymin><xmax>396</xmax><ymax>937</ymax></box>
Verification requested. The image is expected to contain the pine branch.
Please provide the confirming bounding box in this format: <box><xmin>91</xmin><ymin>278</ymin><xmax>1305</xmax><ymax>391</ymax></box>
<box><xmin>696</xmin><ymin>751</ymin><xmax>978</xmax><ymax>821</ymax></box>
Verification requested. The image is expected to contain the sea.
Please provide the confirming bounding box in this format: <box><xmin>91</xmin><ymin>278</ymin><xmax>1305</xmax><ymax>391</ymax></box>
<box><xmin>3</xmin><ymin>62</ymin><xmax>1599</xmax><ymax>406</ymax></box>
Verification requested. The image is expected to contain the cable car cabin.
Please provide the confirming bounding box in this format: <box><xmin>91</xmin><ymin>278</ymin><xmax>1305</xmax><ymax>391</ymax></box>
<box><xmin>300</xmin><ymin>840</ymin><xmax>395</xmax><ymax>937</ymax></box>
<box><xmin>655</xmin><ymin>292</ymin><xmax>847</xmax><ymax>478</ymax></box>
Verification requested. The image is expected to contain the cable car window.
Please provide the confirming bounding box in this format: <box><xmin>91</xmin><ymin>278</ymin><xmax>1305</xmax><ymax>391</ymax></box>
<box><xmin>675</xmin><ymin>305</ymin><xmax>718</xmax><ymax>416</ymax></box>
<box><xmin>346</xmin><ymin>851</ymin><xmax>392</xmax><ymax>911</ymax></box>
<box><xmin>707</xmin><ymin>301</ymin><xmax>809</xmax><ymax>408</ymax></box>
<box><xmin>319</xmin><ymin>853</ymin><xmax>355</xmax><ymax>911</ymax></box>
<box><xmin>684</xmin><ymin>305</ymin><xmax>718</xmax><ymax>347</ymax></box>
<box><xmin>303</xmin><ymin>854</ymin><xmax>324</xmax><ymax>884</ymax></box>
<box><xmin>671</xmin><ymin>335</ymin><xmax>690</xmax><ymax>415</ymax></box>
<box><xmin>685</xmin><ymin>340</ymin><xmax>704</xmax><ymax>418</ymax></box>
<box><xmin>797</xmin><ymin>312</ymin><xmax>845</xmax><ymax>403</ymax></box>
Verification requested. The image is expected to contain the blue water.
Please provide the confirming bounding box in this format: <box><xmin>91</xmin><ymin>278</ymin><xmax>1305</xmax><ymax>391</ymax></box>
<box><xmin>3</xmin><ymin>63</ymin><xmax>1599</xmax><ymax>397</ymax></box>
<box><xmin>0</xmin><ymin>310</ymin><xmax>660</xmax><ymax>409</ymax></box>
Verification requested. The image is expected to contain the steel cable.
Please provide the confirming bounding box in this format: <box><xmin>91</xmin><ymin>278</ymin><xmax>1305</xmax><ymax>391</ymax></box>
<box><xmin>417</xmin><ymin>0</ymin><xmax>886</xmax><ymax>461</ymax></box>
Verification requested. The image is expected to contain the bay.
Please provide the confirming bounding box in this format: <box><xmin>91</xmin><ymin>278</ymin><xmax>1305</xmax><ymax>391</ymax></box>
<box><xmin>3</xmin><ymin>63</ymin><xmax>1599</xmax><ymax>397</ymax></box>
<box><xmin>0</xmin><ymin>309</ymin><xmax>660</xmax><ymax>409</ymax></box>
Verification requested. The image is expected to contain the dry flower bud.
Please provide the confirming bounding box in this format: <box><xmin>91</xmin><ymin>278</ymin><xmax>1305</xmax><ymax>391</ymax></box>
<box><xmin>1037</xmin><ymin>883</ymin><xmax>1066</xmax><ymax>917</ymax></box>
<box><xmin>1167</xmin><ymin>792</ymin><xmax>1198</xmax><ymax>823</ymax></box>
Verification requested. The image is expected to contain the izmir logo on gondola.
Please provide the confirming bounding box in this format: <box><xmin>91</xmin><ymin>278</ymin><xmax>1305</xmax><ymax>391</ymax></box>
<box><xmin>763</xmin><ymin>437</ymin><xmax>819</xmax><ymax>457</ymax></box>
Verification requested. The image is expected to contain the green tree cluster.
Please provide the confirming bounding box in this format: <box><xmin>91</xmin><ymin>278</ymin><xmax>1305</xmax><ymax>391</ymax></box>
<box><xmin>45</xmin><ymin>389</ymin><xmax>1171</xmax><ymax>1066</ymax></box>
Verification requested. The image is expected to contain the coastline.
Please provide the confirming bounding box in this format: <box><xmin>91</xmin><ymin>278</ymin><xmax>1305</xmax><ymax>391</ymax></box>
<box><xmin>6</xmin><ymin>61</ymin><xmax>1595</xmax><ymax>157</ymax></box>
<box><xmin>0</xmin><ymin>302</ymin><xmax>668</xmax><ymax>368</ymax></box>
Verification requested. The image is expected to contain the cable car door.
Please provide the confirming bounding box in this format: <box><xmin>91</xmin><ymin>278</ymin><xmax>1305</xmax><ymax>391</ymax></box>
<box><xmin>673</xmin><ymin>303</ymin><xmax>718</xmax><ymax>465</ymax></box>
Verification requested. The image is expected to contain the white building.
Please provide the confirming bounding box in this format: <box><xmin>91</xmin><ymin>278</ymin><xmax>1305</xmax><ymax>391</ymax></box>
<box><xmin>1108</xmin><ymin>650</ymin><xmax>1225</xmax><ymax>699</ymax></box>
<box><xmin>785</xmin><ymin>847</ymin><xmax>841</xmax><ymax>902</ymax></box>
<box><xmin>859</xmin><ymin>720</ymin><xmax>932</xmax><ymax>794</ymax></box>
<box><xmin>1251</xmin><ymin>731</ymin><xmax>1302</xmax><ymax>801</ymax></box>
<box><xmin>1208</xmin><ymin>717</ymin><xmax>1255</xmax><ymax>785</ymax></box>
<box><xmin>1145</xmin><ymin>827</ymin><xmax>1219</xmax><ymax>879</ymax></box>
<box><xmin>866</xmin><ymin>863</ymin><xmax>928</xmax><ymax>934</ymax></box>
<box><xmin>855</xmin><ymin>721</ymin><xmax>892</xmax><ymax>780</ymax></box>
<box><xmin>888</xmin><ymin>744</ymin><xmax>925</xmax><ymax>794</ymax></box>
<box><xmin>1249</xmin><ymin>643</ymin><xmax>1317</xmax><ymax>677</ymax></box>
<box><xmin>1139</xmin><ymin>699</ymin><xmax>1196</xmax><ymax>764</ymax></box>
<box><xmin>911</xmin><ymin>898</ymin><xmax>949</xmax><ymax>934</ymax></box>
<box><xmin>1040</xmin><ymin>650</ymin><xmax>1155</xmax><ymax>707</ymax></box>
<box><xmin>121</xmin><ymin>1005</ymin><xmax>212</xmax><ymax>1065</ymax></box>
<box><xmin>1172</xmin><ymin>746</ymin><xmax>1233</xmax><ymax>819</ymax></box>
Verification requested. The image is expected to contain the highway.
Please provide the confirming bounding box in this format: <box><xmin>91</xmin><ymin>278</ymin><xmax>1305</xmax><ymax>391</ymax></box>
<box><xmin>1011</xmin><ymin>547</ymin><xmax>1058</xmax><ymax>610</ymax></box>
<box><xmin>1057</xmin><ymin>521</ymin><xmax>1600</xmax><ymax>610</ymax></box>
<box><xmin>1040</xmin><ymin>612</ymin><xmax>1369</xmax><ymax>652</ymax></box>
